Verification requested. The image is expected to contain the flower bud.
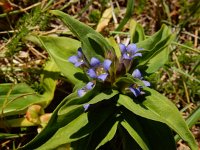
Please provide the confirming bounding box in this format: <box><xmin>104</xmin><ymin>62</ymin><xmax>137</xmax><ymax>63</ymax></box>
<box><xmin>39</xmin><ymin>113</ymin><xmax>52</xmax><ymax>127</ymax></box>
<box><xmin>25</xmin><ymin>105</ymin><xmax>44</xmax><ymax>124</ymax></box>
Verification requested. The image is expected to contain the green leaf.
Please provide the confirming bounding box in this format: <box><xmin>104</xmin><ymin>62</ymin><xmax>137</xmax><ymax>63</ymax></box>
<box><xmin>38</xmin><ymin>36</ymin><xmax>84</xmax><ymax>84</ymax></box>
<box><xmin>137</xmin><ymin>117</ymin><xmax>176</xmax><ymax>150</ymax></box>
<box><xmin>175</xmin><ymin>106</ymin><xmax>200</xmax><ymax>142</ymax></box>
<box><xmin>19</xmin><ymin>92</ymin><xmax>82</xmax><ymax>150</ymax></box>
<box><xmin>121</xmin><ymin>109</ymin><xmax>149</xmax><ymax>150</ymax></box>
<box><xmin>115</xmin><ymin>0</ymin><xmax>134</xmax><ymax>31</ymax></box>
<box><xmin>36</xmin><ymin>100</ymin><xmax>116</xmax><ymax>150</ymax></box>
<box><xmin>145</xmin><ymin>46</ymin><xmax>170</xmax><ymax>73</ymax></box>
<box><xmin>136</xmin><ymin>25</ymin><xmax>175</xmax><ymax>73</ymax></box>
<box><xmin>129</xmin><ymin>19</ymin><xmax>145</xmax><ymax>43</ymax></box>
<box><xmin>50</xmin><ymin>10</ymin><xmax>112</xmax><ymax>60</ymax></box>
<box><xmin>0</xmin><ymin>60</ymin><xmax>58</xmax><ymax>117</ymax></box>
<box><xmin>118</xmin><ymin>88</ymin><xmax>198</xmax><ymax>150</ymax></box>
<box><xmin>82</xmin><ymin>116</ymin><xmax>118</xmax><ymax>150</ymax></box>
<box><xmin>95</xmin><ymin>121</ymin><xmax>118</xmax><ymax>149</ymax></box>
<box><xmin>107</xmin><ymin>37</ymin><xmax>121</xmax><ymax>58</ymax></box>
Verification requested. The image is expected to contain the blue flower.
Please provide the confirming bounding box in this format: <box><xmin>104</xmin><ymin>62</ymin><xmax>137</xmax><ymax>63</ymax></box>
<box><xmin>78</xmin><ymin>82</ymin><xmax>95</xmax><ymax>97</ymax></box>
<box><xmin>87</xmin><ymin>57</ymin><xmax>112</xmax><ymax>81</ymax></box>
<box><xmin>68</xmin><ymin>48</ymin><xmax>85</xmax><ymax>67</ymax></box>
<box><xmin>119</xmin><ymin>43</ymin><xmax>142</xmax><ymax>60</ymax></box>
<box><xmin>129</xmin><ymin>69</ymin><xmax>150</xmax><ymax>97</ymax></box>
<box><xmin>129</xmin><ymin>85</ymin><xmax>142</xmax><ymax>97</ymax></box>
<box><xmin>83</xmin><ymin>103</ymin><xmax>90</xmax><ymax>111</ymax></box>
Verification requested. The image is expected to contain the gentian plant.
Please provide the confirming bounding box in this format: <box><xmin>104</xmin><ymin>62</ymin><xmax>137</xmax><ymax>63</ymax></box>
<box><xmin>19</xmin><ymin>10</ymin><xmax>198</xmax><ymax>150</ymax></box>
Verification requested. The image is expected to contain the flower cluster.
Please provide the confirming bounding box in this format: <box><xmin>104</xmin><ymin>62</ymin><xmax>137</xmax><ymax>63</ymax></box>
<box><xmin>69</xmin><ymin>49</ymin><xmax>112</xmax><ymax>99</ymax></box>
<box><xmin>69</xmin><ymin>43</ymin><xmax>150</xmax><ymax>100</ymax></box>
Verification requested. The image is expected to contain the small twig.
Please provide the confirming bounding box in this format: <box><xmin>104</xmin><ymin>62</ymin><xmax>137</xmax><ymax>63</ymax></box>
<box><xmin>26</xmin><ymin>43</ymin><xmax>47</xmax><ymax>59</ymax></box>
<box><xmin>173</xmin><ymin>53</ymin><xmax>191</xmax><ymax>105</ymax></box>
<box><xmin>172</xmin><ymin>42</ymin><xmax>200</xmax><ymax>54</ymax></box>
<box><xmin>0</xmin><ymin>2</ymin><xmax>41</xmax><ymax>18</ymax></box>
<box><xmin>110</xmin><ymin>0</ymin><xmax>120</xmax><ymax>43</ymax></box>
<box><xmin>181</xmin><ymin>31</ymin><xmax>200</xmax><ymax>40</ymax></box>
<box><xmin>39</xmin><ymin>25</ymin><xmax>63</xmax><ymax>35</ymax></box>
<box><xmin>194</xmin><ymin>29</ymin><xmax>198</xmax><ymax>48</ymax></box>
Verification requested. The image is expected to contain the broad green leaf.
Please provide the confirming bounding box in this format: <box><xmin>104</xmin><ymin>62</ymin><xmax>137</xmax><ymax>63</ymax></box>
<box><xmin>130</xmin><ymin>19</ymin><xmax>145</xmax><ymax>43</ymax></box>
<box><xmin>135</xmin><ymin>25</ymin><xmax>175</xmax><ymax>73</ymax></box>
<box><xmin>83</xmin><ymin>116</ymin><xmax>118</xmax><ymax>150</ymax></box>
<box><xmin>138</xmin><ymin>32</ymin><xmax>174</xmax><ymax>66</ymax></box>
<box><xmin>96</xmin><ymin>121</ymin><xmax>118</xmax><ymax>149</ymax></box>
<box><xmin>0</xmin><ymin>60</ymin><xmax>58</xmax><ymax>117</ymax></box>
<box><xmin>36</xmin><ymin>101</ymin><xmax>116</xmax><ymax>150</ymax></box>
<box><xmin>121</xmin><ymin>121</ymin><xmax>149</xmax><ymax>150</ymax></box>
<box><xmin>119</xmin><ymin>125</ymin><xmax>142</xmax><ymax>150</ymax></box>
<box><xmin>137</xmin><ymin>117</ymin><xmax>176</xmax><ymax>150</ymax></box>
<box><xmin>175</xmin><ymin>106</ymin><xmax>200</xmax><ymax>142</ymax></box>
<box><xmin>50</xmin><ymin>10</ymin><xmax>112</xmax><ymax>60</ymax></box>
<box><xmin>121</xmin><ymin>109</ymin><xmax>149</xmax><ymax>150</ymax></box>
<box><xmin>145</xmin><ymin>47</ymin><xmax>170</xmax><ymax>73</ymax></box>
<box><xmin>118</xmin><ymin>88</ymin><xmax>198</xmax><ymax>150</ymax></box>
<box><xmin>37</xmin><ymin>113</ymin><xmax>89</xmax><ymax>150</ymax></box>
<box><xmin>18</xmin><ymin>92</ymin><xmax>82</xmax><ymax>150</ymax></box>
<box><xmin>0</xmin><ymin>83</ymin><xmax>43</xmax><ymax>116</ymax></box>
<box><xmin>38</xmin><ymin>36</ymin><xmax>84</xmax><ymax>84</ymax></box>
<box><xmin>137</xmin><ymin>24</ymin><xmax>171</xmax><ymax>51</ymax></box>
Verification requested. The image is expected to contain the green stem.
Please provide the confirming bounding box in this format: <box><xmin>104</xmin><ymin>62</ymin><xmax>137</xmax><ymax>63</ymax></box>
<box><xmin>0</xmin><ymin>118</ymin><xmax>37</xmax><ymax>128</ymax></box>
<box><xmin>172</xmin><ymin>42</ymin><xmax>200</xmax><ymax>54</ymax></box>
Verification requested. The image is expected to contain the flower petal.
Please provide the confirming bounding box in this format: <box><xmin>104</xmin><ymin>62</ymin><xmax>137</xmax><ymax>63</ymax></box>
<box><xmin>77</xmin><ymin>48</ymin><xmax>83</xmax><ymax>57</ymax></box>
<box><xmin>119</xmin><ymin>43</ymin><xmax>126</xmax><ymax>54</ymax></box>
<box><xmin>68</xmin><ymin>56</ymin><xmax>78</xmax><ymax>64</ymax></box>
<box><xmin>98</xmin><ymin>73</ymin><xmax>108</xmax><ymax>81</ymax></box>
<box><xmin>75</xmin><ymin>61</ymin><xmax>84</xmax><ymax>67</ymax></box>
<box><xmin>103</xmin><ymin>59</ymin><xmax>112</xmax><ymax>71</ymax></box>
<box><xmin>129</xmin><ymin>87</ymin><xmax>141</xmax><ymax>97</ymax></box>
<box><xmin>142</xmin><ymin>80</ymin><xmax>150</xmax><ymax>87</ymax></box>
<box><xmin>132</xmin><ymin>69</ymin><xmax>142</xmax><ymax>79</ymax></box>
<box><xmin>78</xmin><ymin>89</ymin><xmax>86</xmax><ymax>97</ymax></box>
<box><xmin>90</xmin><ymin>57</ymin><xmax>100</xmax><ymax>67</ymax></box>
<box><xmin>122</xmin><ymin>53</ymin><xmax>131</xmax><ymax>60</ymax></box>
<box><xmin>86</xmin><ymin>82</ymin><xmax>94</xmax><ymax>90</ymax></box>
<box><xmin>83</xmin><ymin>104</ymin><xmax>90</xmax><ymax>111</ymax></box>
<box><xmin>87</xmin><ymin>69</ymin><xmax>97</xmax><ymax>78</ymax></box>
<box><xmin>133</xmin><ymin>53</ymin><xmax>142</xmax><ymax>57</ymax></box>
<box><xmin>127</xmin><ymin>43</ymin><xmax>137</xmax><ymax>54</ymax></box>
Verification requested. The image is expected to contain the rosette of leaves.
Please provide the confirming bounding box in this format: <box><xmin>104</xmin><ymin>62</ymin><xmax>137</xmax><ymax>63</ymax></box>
<box><xmin>19</xmin><ymin>10</ymin><xmax>198</xmax><ymax>150</ymax></box>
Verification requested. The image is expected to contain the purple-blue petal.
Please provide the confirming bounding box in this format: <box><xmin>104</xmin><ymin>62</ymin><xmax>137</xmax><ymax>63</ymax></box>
<box><xmin>98</xmin><ymin>73</ymin><xmax>108</xmax><ymax>81</ymax></box>
<box><xmin>75</xmin><ymin>61</ymin><xmax>84</xmax><ymax>67</ymax></box>
<box><xmin>122</xmin><ymin>53</ymin><xmax>131</xmax><ymax>60</ymax></box>
<box><xmin>77</xmin><ymin>48</ymin><xmax>83</xmax><ymax>57</ymax></box>
<box><xmin>129</xmin><ymin>87</ymin><xmax>141</xmax><ymax>97</ymax></box>
<box><xmin>83</xmin><ymin>104</ymin><xmax>90</xmax><ymax>111</ymax></box>
<box><xmin>133</xmin><ymin>53</ymin><xmax>142</xmax><ymax>57</ymax></box>
<box><xmin>86</xmin><ymin>82</ymin><xmax>94</xmax><ymax>90</ymax></box>
<box><xmin>90</xmin><ymin>57</ymin><xmax>100</xmax><ymax>67</ymax></box>
<box><xmin>103</xmin><ymin>59</ymin><xmax>112</xmax><ymax>71</ymax></box>
<box><xmin>127</xmin><ymin>43</ymin><xmax>137</xmax><ymax>54</ymax></box>
<box><xmin>142</xmin><ymin>80</ymin><xmax>150</xmax><ymax>87</ymax></box>
<box><xmin>119</xmin><ymin>43</ymin><xmax>126</xmax><ymax>54</ymax></box>
<box><xmin>78</xmin><ymin>89</ymin><xmax>86</xmax><ymax>97</ymax></box>
<box><xmin>87</xmin><ymin>69</ymin><xmax>97</xmax><ymax>78</ymax></box>
<box><xmin>68</xmin><ymin>56</ymin><xmax>78</xmax><ymax>64</ymax></box>
<box><xmin>132</xmin><ymin>69</ymin><xmax>142</xmax><ymax>79</ymax></box>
